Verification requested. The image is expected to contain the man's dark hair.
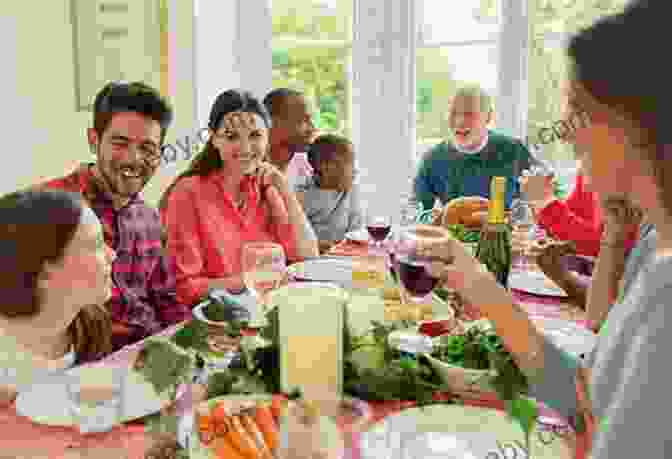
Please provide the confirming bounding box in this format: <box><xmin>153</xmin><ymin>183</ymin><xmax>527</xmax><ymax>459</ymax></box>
<box><xmin>93</xmin><ymin>81</ymin><xmax>174</xmax><ymax>144</ymax></box>
<box><xmin>263</xmin><ymin>88</ymin><xmax>304</xmax><ymax>118</ymax></box>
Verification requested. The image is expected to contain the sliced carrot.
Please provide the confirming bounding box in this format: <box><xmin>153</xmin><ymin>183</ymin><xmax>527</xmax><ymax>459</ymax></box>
<box><xmin>211</xmin><ymin>402</ymin><xmax>229</xmax><ymax>423</ymax></box>
<box><xmin>254</xmin><ymin>404</ymin><xmax>279</xmax><ymax>452</ymax></box>
<box><xmin>239</xmin><ymin>413</ymin><xmax>273</xmax><ymax>459</ymax></box>
<box><xmin>270</xmin><ymin>395</ymin><xmax>286</xmax><ymax>421</ymax></box>
<box><xmin>212</xmin><ymin>436</ymin><xmax>246</xmax><ymax>459</ymax></box>
<box><xmin>227</xmin><ymin>415</ymin><xmax>260</xmax><ymax>458</ymax></box>
<box><xmin>199</xmin><ymin>428</ymin><xmax>215</xmax><ymax>446</ymax></box>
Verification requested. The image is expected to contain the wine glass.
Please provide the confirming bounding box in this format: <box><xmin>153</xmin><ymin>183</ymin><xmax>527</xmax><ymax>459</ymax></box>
<box><xmin>510</xmin><ymin>199</ymin><xmax>536</xmax><ymax>271</ymax></box>
<box><xmin>241</xmin><ymin>242</ymin><xmax>286</xmax><ymax>320</ymax></box>
<box><xmin>394</xmin><ymin>225</ymin><xmax>451</xmax><ymax>306</ymax></box>
<box><xmin>366</xmin><ymin>213</ymin><xmax>392</xmax><ymax>249</ymax></box>
<box><xmin>66</xmin><ymin>368</ymin><xmax>125</xmax><ymax>434</ymax></box>
<box><xmin>515</xmin><ymin>168</ymin><xmax>553</xmax><ymax>270</ymax></box>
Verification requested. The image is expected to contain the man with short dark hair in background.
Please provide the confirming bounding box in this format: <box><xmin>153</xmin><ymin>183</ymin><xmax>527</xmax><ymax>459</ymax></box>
<box><xmin>263</xmin><ymin>88</ymin><xmax>317</xmax><ymax>189</ymax></box>
<box><xmin>34</xmin><ymin>81</ymin><xmax>191</xmax><ymax>351</ymax></box>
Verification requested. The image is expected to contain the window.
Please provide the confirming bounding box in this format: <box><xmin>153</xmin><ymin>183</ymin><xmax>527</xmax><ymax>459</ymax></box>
<box><xmin>416</xmin><ymin>0</ymin><xmax>500</xmax><ymax>155</ymax></box>
<box><xmin>271</xmin><ymin>0</ymin><xmax>353</xmax><ymax>137</ymax></box>
<box><xmin>527</xmin><ymin>0</ymin><xmax>631</xmax><ymax>165</ymax></box>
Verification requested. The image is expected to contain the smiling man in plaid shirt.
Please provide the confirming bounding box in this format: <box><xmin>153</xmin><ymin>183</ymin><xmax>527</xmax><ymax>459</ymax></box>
<box><xmin>34</xmin><ymin>81</ymin><xmax>191</xmax><ymax>351</ymax></box>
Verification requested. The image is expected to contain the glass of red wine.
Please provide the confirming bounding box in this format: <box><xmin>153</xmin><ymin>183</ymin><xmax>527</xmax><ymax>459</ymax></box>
<box><xmin>366</xmin><ymin>213</ymin><xmax>392</xmax><ymax>248</ymax></box>
<box><xmin>394</xmin><ymin>225</ymin><xmax>451</xmax><ymax>303</ymax></box>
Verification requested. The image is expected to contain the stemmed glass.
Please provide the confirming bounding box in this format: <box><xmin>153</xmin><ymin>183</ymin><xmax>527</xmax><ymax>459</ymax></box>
<box><xmin>513</xmin><ymin>167</ymin><xmax>552</xmax><ymax>270</ymax></box>
<box><xmin>241</xmin><ymin>242</ymin><xmax>286</xmax><ymax>323</ymax></box>
<box><xmin>66</xmin><ymin>367</ymin><xmax>125</xmax><ymax>434</ymax></box>
<box><xmin>510</xmin><ymin>199</ymin><xmax>536</xmax><ymax>271</ymax></box>
<box><xmin>394</xmin><ymin>225</ymin><xmax>450</xmax><ymax>306</ymax></box>
<box><xmin>366</xmin><ymin>212</ymin><xmax>392</xmax><ymax>249</ymax></box>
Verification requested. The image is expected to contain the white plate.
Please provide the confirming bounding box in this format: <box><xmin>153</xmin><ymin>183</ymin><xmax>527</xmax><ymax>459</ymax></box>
<box><xmin>287</xmin><ymin>258</ymin><xmax>355</xmax><ymax>287</ymax></box>
<box><xmin>345</xmin><ymin>228</ymin><xmax>370</xmax><ymax>243</ymax></box>
<box><xmin>360</xmin><ymin>404</ymin><xmax>572</xmax><ymax>459</ymax></box>
<box><xmin>15</xmin><ymin>365</ymin><xmax>174</xmax><ymax>426</ymax></box>
<box><xmin>509</xmin><ymin>270</ymin><xmax>568</xmax><ymax>297</ymax></box>
<box><xmin>183</xmin><ymin>394</ymin><xmax>344</xmax><ymax>457</ymax></box>
<box><xmin>530</xmin><ymin>317</ymin><xmax>597</xmax><ymax>359</ymax></box>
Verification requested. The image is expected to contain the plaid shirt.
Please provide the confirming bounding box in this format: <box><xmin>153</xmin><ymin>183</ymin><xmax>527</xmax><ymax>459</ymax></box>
<box><xmin>35</xmin><ymin>164</ymin><xmax>191</xmax><ymax>350</ymax></box>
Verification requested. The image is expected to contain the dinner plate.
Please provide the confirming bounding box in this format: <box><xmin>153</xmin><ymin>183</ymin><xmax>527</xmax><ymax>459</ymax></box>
<box><xmin>360</xmin><ymin>404</ymin><xmax>572</xmax><ymax>459</ymax></box>
<box><xmin>15</xmin><ymin>365</ymin><xmax>174</xmax><ymax>426</ymax></box>
<box><xmin>182</xmin><ymin>394</ymin><xmax>344</xmax><ymax>457</ymax></box>
<box><xmin>530</xmin><ymin>317</ymin><xmax>597</xmax><ymax>359</ymax></box>
<box><xmin>287</xmin><ymin>258</ymin><xmax>356</xmax><ymax>287</ymax></box>
<box><xmin>509</xmin><ymin>270</ymin><xmax>569</xmax><ymax>297</ymax></box>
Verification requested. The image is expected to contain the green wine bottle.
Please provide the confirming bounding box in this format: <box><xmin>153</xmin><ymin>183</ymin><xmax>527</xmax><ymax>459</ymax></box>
<box><xmin>475</xmin><ymin>177</ymin><xmax>512</xmax><ymax>288</ymax></box>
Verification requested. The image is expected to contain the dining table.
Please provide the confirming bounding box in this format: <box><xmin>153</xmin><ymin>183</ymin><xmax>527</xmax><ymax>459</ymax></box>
<box><xmin>0</xmin><ymin>238</ymin><xmax>594</xmax><ymax>459</ymax></box>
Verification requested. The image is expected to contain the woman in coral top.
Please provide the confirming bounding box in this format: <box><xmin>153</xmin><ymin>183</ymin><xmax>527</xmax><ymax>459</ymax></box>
<box><xmin>159</xmin><ymin>90</ymin><xmax>318</xmax><ymax>305</ymax></box>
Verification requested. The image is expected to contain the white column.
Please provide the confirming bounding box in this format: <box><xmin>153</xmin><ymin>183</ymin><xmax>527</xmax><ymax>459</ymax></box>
<box><xmin>194</xmin><ymin>0</ymin><xmax>240</xmax><ymax>128</ymax></box>
<box><xmin>496</xmin><ymin>0</ymin><xmax>529</xmax><ymax>141</ymax></box>
<box><xmin>194</xmin><ymin>0</ymin><xmax>272</xmax><ymax>126</ymax></box>
<box><xmin>351</xmin><ymin>0</ymin><xmax>417</xmax><ymax>223</ymax></box>
<box><xmin>236</xmin><ymin>0</ymin><xmax>273</xmax><ymax>101</ymax></box>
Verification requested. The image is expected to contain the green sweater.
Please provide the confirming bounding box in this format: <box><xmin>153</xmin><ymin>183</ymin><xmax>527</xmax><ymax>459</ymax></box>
<box><xmin>413</xmin><ymin>130</ymin><xmax>552</xmax><ymax>210</ymax></box>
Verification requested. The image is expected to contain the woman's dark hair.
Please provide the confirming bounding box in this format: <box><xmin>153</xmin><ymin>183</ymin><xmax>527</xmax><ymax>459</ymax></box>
<box><xmin>0</xmin><ymin>190</ymin><xmax>111</xmax><ymax>363</ymax></box>
<box><xmin>159</xmin><ymin>89</ymin><xmax>271</xmax><ymax>211</ymax></box>
<box><xmin>306</xmin><ymin>133</ymin><xmax>353</xmax><ymax>172</ymax></box>
<box><xmin>567</xmin><ymin>0</ymin><xmax>671</xmax><ymax>212</ymax></box>
<box><xmin>93</xmin><ymin>81</ymin><xmax>173</xmax><ymax>144</ymax></box>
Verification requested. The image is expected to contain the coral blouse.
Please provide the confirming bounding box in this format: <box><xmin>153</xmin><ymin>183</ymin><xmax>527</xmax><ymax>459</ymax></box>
<box><xmin>161</xmin><ymin>173</ymin><xmax>297</xmax><ymax>305</ymax></box>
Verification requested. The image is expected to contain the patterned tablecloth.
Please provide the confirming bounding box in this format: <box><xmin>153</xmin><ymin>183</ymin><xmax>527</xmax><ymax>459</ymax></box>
<box><xmin>0</xmin><ymin>241</ymin><xmax>591</xmax><ymax>459</ymax></box>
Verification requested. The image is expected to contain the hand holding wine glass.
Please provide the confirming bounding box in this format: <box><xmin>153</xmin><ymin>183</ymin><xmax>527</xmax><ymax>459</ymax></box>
<box><xmin>415</xmin><ymin>233</ymin><xmax>494</xmax><ymax>305</ymax></box>
<box><xmin>518</xmin><ymin>168</ymin><xmax>555</xmax><ymax>206</ymax></box>
<box><xmin>394</xmin><ymin>225</ymin><xmax>455</xmax><ymax>304</ymax></box>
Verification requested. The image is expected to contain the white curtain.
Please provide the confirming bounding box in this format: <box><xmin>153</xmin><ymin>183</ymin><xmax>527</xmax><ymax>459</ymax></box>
<box><xmin>351</xmin><ymin>0</ymin><xmax>417</xmax><ymax>223</ymax></box>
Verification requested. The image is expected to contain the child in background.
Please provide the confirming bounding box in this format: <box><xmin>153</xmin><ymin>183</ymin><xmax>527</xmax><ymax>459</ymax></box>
<box><xmin>298</xmin><ymin>134</ymin><xmax>364</xmax><ymax>253</ymax></box>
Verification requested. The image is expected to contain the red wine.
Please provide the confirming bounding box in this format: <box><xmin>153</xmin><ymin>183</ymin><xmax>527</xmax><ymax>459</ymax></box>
<box><xmin>367</xmin><ymin>224</ymin><xmax>391</xmax><ymax>242</ymax></box>
<box><xmin>397</xmin><ymin>256</ymin><xmax>438</xmax><ymax>297</ymax></box>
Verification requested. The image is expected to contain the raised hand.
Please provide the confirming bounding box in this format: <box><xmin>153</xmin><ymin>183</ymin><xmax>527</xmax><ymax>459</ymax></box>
<box><xmin>518</xmin><ymin>170</ymin><xmax>555</xmax><ymax>205</ymax></box>
<box><xmin>256</xmin><ymin>162</ymin><xmax>290</xmax><ymax>197</ymax></box>
<box><xmin>600</xmin><ymin>195</ymin><xmax>643</xmax><ymax>244</ymax></box>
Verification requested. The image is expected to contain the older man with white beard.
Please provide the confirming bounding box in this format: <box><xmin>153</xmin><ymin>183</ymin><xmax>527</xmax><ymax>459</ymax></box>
<box><xmin>414</xmin><ymin>84</ymin><xmax>552</xmax><ymax>212</ymax></box>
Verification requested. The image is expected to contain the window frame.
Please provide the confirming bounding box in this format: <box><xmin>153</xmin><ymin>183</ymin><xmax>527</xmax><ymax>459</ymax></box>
<box><xmin>270</xmin><ymin>1</ymin><xmax>354</xmax><ymax>138</ymax></box>
<box><xmin>414</xmin><ymin>1</ymin><xmax>502</xmax><ymax>162</ymax></box>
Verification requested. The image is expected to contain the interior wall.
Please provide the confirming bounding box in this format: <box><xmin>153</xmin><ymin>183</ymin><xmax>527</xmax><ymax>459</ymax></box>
<box><xmin>0</xmin><ymin>0</ymin><xmax>196</xmax><ymax>208</ymax></box>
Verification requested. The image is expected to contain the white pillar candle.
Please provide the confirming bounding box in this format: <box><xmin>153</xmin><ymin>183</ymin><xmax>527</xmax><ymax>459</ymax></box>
<box><xmin>269</xmin><ymin>283</ymin><xmax>348</xmax><ymax>401</ymax></box>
